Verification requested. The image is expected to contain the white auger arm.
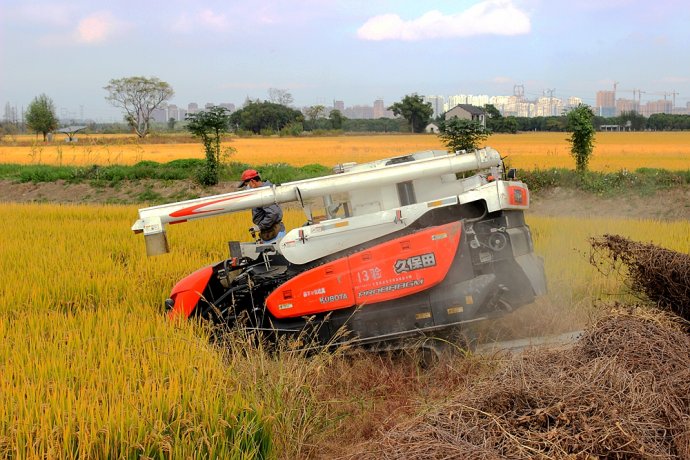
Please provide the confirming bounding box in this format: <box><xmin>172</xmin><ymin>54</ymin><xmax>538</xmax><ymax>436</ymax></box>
<box><xmin>132</xmin><ymin>148</ymin><xmax>503</xmax><ymax>256</ymax></box>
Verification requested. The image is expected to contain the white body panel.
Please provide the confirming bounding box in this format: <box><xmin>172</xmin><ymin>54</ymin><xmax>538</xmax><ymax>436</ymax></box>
<box><xmin>132</xmin><ymin>148</ymin><xmax>501</xmax><ymax>234</ymax></box>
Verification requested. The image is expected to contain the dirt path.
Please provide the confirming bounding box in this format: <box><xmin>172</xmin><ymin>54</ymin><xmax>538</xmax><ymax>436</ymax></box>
<box><xmin>1</xmin><ymin>179</ymin><xmax>689</xmax><ymax>221</ymax></box>
<box><xmin>529</xmin><ymin>186</ymin><xmax>690</xmax><ymax>221</ymax></box>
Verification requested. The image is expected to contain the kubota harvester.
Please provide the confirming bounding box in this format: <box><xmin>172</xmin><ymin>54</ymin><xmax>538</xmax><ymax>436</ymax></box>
<box><xmin>132</xmin><ymin>148</ymin><xmax>546</xmax><ymax>349</ymax></box>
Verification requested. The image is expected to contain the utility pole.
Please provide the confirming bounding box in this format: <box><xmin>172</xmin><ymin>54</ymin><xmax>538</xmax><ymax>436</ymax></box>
<box><xmin>513</xmin><ymin>84</ymin><xmax>524</xmax><ymax>100</ymax></box>
<box><xmin>670</xmin><ymin>90</ymin><xmax>679</xmax><ymax>114</ymax></box>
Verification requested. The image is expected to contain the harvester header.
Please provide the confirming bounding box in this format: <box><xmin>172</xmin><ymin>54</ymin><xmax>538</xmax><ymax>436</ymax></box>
<box><xmin>132</xmin><ymin>148</ymin><xmax>503</xmax><ymax>256</ymax></box>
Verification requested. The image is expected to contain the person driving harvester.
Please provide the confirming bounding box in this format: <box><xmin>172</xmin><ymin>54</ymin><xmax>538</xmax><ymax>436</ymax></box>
<box><xmin>240</xmin><ymin>169</ymin><xmax>286</xmax><ymax>243</ymax></box>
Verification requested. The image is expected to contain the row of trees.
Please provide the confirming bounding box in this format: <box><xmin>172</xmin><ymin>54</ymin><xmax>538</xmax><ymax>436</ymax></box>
<box><xmin>15</xmin><ymin>76</ymin><xmax>688</xmax><ymax>142</ymax></box>
<box><xmin>437</xmin><ymin>104</ymin><xmax>596</xmax><ymax>173</ymax></box>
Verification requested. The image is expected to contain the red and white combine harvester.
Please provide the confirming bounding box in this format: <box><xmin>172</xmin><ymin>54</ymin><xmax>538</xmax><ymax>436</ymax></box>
<box><xmin>132</xmin><ymin>148</ymin><xmax>546</xmax><ymax>350</ymax></box>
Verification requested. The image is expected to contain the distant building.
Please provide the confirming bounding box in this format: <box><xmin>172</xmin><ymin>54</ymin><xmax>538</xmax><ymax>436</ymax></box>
<box><xmin>535</xmin><ymin>97</ymin><xmax>563</xmax><ymax>117</ymax></box>
<box><xmin>166</xmin><ymin>104</ymin><xmax>178</xmax><ymax>121</ymax></box>
<box><xmin>343</xmin><ymin>105</ymin><xmax>374</xmax><ymax>119</ymax></box>
<box><xmin>333</xmin><ymin>100</ymin><xmax>345</xmax><ymax>111</ymax></box>
<box><xmin>616</xmin><ymin>98</ymin><xmax>639</xmax><ymax>115</ymax></box>
<box><xmin>187</xmin><ymin>103</ymin><xmax>199</xmax><ymax>114</ymax></box>
<box><xmin>596</xmin><ymin>90</ymin><xmax>616</xmax><ymax>117</ymax></box>
<box><xmin>444</xmin><ymin>104</ymin><xmax>486</xmax><ymax>127</ymax></box>
<box><xmin>373</xmin><ymin>99</ymin><xmax>385</xmax><ymax>118</ymax></box>
<box><xmin>424</xmin><ymin>95</ymin><xmax>445</xmax><ymax>118</ymax></box>
<box><xmin>641</xmin><ymin>99</ymin><xmax>672</xmax><ymax>117</ymax></box>
<box><xmin>219</xmin><ymin>102</ymin><xmax>235</xmax><ymax>113</ymax></box>
<box><xmin>151</xmin><ymin>107</ymin><xmax>167</xmax><ymax>123</ymax></box>
<box><xmin>567</xmin><ymin>96</ymin><xmax>583</xmax><ymax>108</ymax></box>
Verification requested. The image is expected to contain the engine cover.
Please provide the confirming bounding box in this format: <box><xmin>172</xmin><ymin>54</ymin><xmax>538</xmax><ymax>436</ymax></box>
<box><xmin>265</xmin><ymin>221</ymin><xmax>462</xmax><ymax>319</ymax></box>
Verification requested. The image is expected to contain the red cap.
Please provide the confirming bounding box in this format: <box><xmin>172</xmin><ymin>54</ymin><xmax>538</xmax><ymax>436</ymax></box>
<box><xmin>241</xmin><ymin>169</ymin><xmax>259</xmax><ymax>184</ymax></box>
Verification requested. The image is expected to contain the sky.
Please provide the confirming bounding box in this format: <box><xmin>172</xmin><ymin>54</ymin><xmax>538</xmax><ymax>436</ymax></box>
<box><xmin>2</xmin><ymin>0</ymin><xmax>689</xmax><ymax>121</ymax></box>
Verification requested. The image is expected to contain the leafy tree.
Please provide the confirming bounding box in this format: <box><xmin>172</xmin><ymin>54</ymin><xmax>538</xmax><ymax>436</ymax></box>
<box><xmin>438</xmin><ymin>118</ymin><xmax>491</xmax><ymax>153</ymax></box>
<box><xmin>304</xmin><ymin>105</ymin><xmax>326</xmax><ymax>131</ymax></box>
<box><xmin>186</xmin><ymin>106</ymin><xmax>234</xmax><ymax>185</ymax></box>
<box><xmin>618</xmin><ymin>111</ymin><xmax>646</xmax><ymax>131</ymax></box>
<box><xmin>328</xmin><ymin>109</ymin><xmax>345</xmax><ymax>130</ymax></box>
<box><xmin>483</xmin><ymin>104</ymin><xmax>518</xmax><ymax>133</ymax></box>
<box><xmin>124</xmin><ymin>114</ymin><xmax>137</xmax><ymax>133</ymax></box>
<box><xmin>647</xmin><ymin>113</ymin><xmax>690</xmax><ymax>131</ymax></box>
<box><xmin>230</xmin><ymin>100</ymin><xmax>303</xmax><ymax>134</ymax></box>
<box><xmin>545</xmin><ymin>117</ymin><xmax>567</xmax><ymax>131</ymax></box>
<box><xmin>104</xmin><ymin>76</ymin><xmax>174</xmax><ymax>138</ymax></box>
<box><xmin>267</xmin><ymin>88</ymin><xmax>294</xmax><ymax>106</ymax></box>
<box><xmin>484</xmin><ymin>104</ymin><xmax>502</xmax><ymax>119</ymax></box>
<box><xmin>305</xmin><ymin>105</ymin><xmax>325</xmax><ymax>122</ymax></box>
<box><xmin>25</xmin><ymin>94</ymin><xmax>58</xmax><ymax>141</ymax></box>
<box><xmin>499</xmin><ymin>116</ymin><xmax>519</xmax><ymax>134</ymax></box>
<box><xmin>388</xmin><ymin>94</ymin><xmax>433</xmax><ymax>133</ymax></box>
<box><xmin>342</xmin><ymin>118</ymin><xmax>406</xmax><ymax>133</ymax></box>
<box><xmin>167</xmin><ymin>117</ymin><xmax>176</xmax><ymax>130</ymax></box>
<box><xmin>566</xmin><ymin>104</ymin><xmax>595</xmax><ymax>173</ymax></box>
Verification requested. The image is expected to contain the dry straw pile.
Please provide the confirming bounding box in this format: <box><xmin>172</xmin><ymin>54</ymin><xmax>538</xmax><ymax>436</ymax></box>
<box><xmin>348</xmin><ymin>309</ymin><xmax>690</xmax><ymax>459</ymax></box>
<box><xmin>591</xmin><ymin>234</ymin><xmax>690</xmax><ymax>322</ymax></box>
<box><xmin>347</xmin><ymin>237</ymin><xmax>690</xmax><ymax>459</ymax></box>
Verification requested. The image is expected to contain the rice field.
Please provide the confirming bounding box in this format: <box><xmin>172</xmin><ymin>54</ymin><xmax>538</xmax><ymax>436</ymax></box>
<box><xmin>1</xmin><ymin>132</ymin><xmax>689</xmax><ymax>171</ymax></box>
<box><xmin>1</xmin><ymin>201</ymin><xmax>689</xmax><ymax>458</ymax></box>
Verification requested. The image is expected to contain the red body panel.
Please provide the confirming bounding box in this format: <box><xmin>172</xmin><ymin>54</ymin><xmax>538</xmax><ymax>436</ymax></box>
<box><xmin>266</xmin><ymin>221</ymin><xmax>462</xmax><ymax>319</ymax></box>
<box><xmin>507</xmin><ymin>185</ymin><xmax>529</xmax><ymax>207</ymax></box>
<box><xmin>266</xmin><ymin>258</ymin><xmax>354</xmax><ymax>319</ymax></box>
<box><xmin>169</xmin><ymin>266</ymin><xmax>213</xmax><ymax>319</ymax></box>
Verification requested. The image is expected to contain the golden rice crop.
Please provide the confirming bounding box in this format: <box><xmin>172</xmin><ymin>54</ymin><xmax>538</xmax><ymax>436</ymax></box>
<box><xmin>1</xmin><ymin>132</ymin><xmax>689</xmax><ymax>171</ymax></box>
<box><xmin>0</xmin><ymin>204</ymin><xmax>320</xmax><ymax>459</ymax></box>
<box><xmin>1</xmin><ymin>202</ymin><xmax>689</xmax><ymax>457</ymax></box>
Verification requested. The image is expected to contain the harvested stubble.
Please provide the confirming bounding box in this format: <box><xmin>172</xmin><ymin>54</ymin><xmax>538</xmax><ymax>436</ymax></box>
<box><xmin>346</xmin><ymin>308</ymin><xmax>690</xmax><ymax>459</ymax></box>
<box><xmin>590</xmin><ymin>234</ymin><xmax>690</xmax><ymax>322</ymax></box>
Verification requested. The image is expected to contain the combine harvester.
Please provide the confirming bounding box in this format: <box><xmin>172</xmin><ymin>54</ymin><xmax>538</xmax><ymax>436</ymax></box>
<box><xmin>132</xmin><ymin>148</ymin><xmax>546</xmax><ymax>350</ymax></box>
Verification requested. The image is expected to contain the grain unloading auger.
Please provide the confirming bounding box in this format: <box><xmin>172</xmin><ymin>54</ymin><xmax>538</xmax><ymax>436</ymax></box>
<box><xmin>133</xmin><ymin>148</ymin><xmax>546</xmax><ymax>350</ymax></box>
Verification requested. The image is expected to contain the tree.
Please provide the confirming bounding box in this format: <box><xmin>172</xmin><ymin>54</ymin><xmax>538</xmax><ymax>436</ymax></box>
<box><xmin>617</xmin><ymin>111</ymin><xmax>646</xmax><ymax>131</ymax></box>
<box><xmin>267</xmin><ymin>88</ymin><xmax>294</xmax><ymax>106</ymax></box>
<box><xmin>25</xmin><ymin>94</ymin><xmax>58</xmax><ymax>141</ymax></box>
<box><xmin>566</xmin><ymin>104</ymin><xmax>596</xmax><ymax>173</ymax></box>
<box><xmin>304</xmin><ymin>105</ymin><xmax>326</xmax><ymax>131</ymax></box>
<box><xmin>305</xmin><ymin>105</ymin><xmax>325</xmax><ymax>122</ymax></box>
<box><xmin>186</xmin><ymin>106</ymin><xmax>234</xmax><ymax>186</ymax></box>
<box><xmin>388</xmin><ymin>94</ymin><xmax>433</xmax><ymax>133</ymax></box>
<box><xmin>104</xmin><ymin>76</ymin><xmax>173</xmax><ymax>138</ymax></box>
<box><xmin>167</xmin><ymin>117</ymin><xmax>177</xmax><ymax>131</ymax></box>
<box><xmin>483</xmin><ymin>104</ymin><xmax>518</xmax><ymax>133</ymax></box>
<box><xmin>438</xmin><ymin>117</ymin><xmax>491</xmax><ymax>153</ymax></box>
<box><xmin>230</xmin><ymin>101</ymin><xmax>303</xmax><ymax>134</ymax></box>
<box><xmin>328</xmin><ymin>109</ymin><xmax>345</xmax><ymax>130</ymax></box>
<box><xmin>484</xmin><ymin>104</ymin><xmax>502</xmax><ymax>119</ymax></box>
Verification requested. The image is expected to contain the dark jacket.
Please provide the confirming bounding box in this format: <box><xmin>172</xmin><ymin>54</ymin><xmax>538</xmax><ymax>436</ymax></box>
<box><xmin>251</xmin><ymin>181</ymin><xmax>285</xmax><ymax>237</ymax></box>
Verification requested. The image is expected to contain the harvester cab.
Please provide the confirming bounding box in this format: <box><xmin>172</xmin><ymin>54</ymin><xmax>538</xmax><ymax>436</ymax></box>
<box><xmin>132</xmin><ymin>148</ymin><xmax>546</xmax><ymax>350</ymax></box>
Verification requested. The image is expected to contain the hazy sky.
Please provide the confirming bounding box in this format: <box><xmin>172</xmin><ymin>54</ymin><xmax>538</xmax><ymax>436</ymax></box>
<box><xmin>2</xmin><ymin>0</ymin><xmax>689</xmax><ymax>121</ymax></box>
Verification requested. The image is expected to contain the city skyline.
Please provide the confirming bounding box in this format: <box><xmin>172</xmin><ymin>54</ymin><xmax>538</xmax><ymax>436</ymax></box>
<box><xmin>4</xmin><ymin>84</ymin><xmax>687</xmax><ymax>125</ymax></box>
<box><xmin>2</xmin><ymin>0</ymin><xmax>689</xmax><ymax>122</ymax></box>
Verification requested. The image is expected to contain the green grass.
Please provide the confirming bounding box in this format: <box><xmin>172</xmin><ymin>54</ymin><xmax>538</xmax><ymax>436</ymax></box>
<box><xmin>0</xmin><ymin>160</ymin><xmax>687</xmax><ymax>198</ymax></box>
<box><xmin>0</xmin><ymin>160</ymin><xmax>332</xmax><ymax>186</ymax></box>
<box><xmin>519</xmin><ymin>167</ymin><xmax>690</xmax><ymax>195</ymax></box>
